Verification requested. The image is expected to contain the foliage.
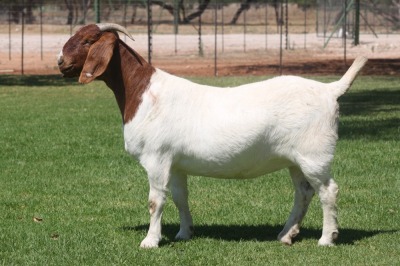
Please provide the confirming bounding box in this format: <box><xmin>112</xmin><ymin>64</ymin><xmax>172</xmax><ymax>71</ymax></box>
<box><xmin>2</xmin><ymin>0</ymin><xmax>317</xmax><ymax>25</ymax></box>
<box><xmin>2</xmin><ymin>0</ymin><xmax>399</xmax><ymax>29</ymax></box>
<box><xmin>0</xmin><ymin>75</ymin><xmax>399</xmax><ymax>264</ymax></box>
<box><xmin>366</xmin><ymin>0</ymin><xmax>400</xmax><ymax>27</ymax></box>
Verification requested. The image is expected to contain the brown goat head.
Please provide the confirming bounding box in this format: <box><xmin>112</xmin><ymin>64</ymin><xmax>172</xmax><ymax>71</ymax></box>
<box><xmin>58</xmin><ymin>24</ymin><xmax>129</xmax><ymax>84</ymax></box>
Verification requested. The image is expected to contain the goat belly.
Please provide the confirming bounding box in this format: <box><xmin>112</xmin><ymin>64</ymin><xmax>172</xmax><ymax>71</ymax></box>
<box><xmin>174</xmin><ymin>154</ymin><xmax>293</xmax><ymax>179</ymax></box>
<box><xmin>171</xmin><ymin>131</ymin><xmax>295</xmax><ymax>179</ymax></box>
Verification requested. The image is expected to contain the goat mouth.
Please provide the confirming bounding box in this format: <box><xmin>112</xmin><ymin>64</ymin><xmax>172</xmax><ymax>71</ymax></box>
<box><xmin>59</xmin><ymin>64</ymin><xmax>78</xmax><ymax>77</ymax></box>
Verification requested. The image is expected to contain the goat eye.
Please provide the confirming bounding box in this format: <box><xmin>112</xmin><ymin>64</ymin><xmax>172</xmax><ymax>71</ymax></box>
<box><xmin>83</xmin><ymin>40</ymin><xmax>91</xmax><ymax>45</ymax></box>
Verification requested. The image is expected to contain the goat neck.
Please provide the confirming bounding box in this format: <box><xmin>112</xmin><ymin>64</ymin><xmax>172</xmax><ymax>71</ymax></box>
<box><xmin>102</xmin><ymin>40</ymin><xmax>155</xmax><ymax>124</ymax></box>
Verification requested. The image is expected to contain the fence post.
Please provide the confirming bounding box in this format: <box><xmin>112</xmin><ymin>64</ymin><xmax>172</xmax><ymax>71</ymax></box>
<box><xmin>174</xmin><ymin>0</ymin><xmax>178</xmax><ymax>54</ymax></box>
<box><xmin>8</xmin><ymin>8</ymin><xmax>11</xmax><ymax>60</ymax></box>
<box><xmin>214</xmin><ymin>0</ymin><xmax>218</xmax><ymax>77</ymax></box>
<box><xmin>198</xmin><ymin>2</ymin><xmax>203</xmax><ymax>56</ymax></box>
<box><xmin>354</xmin><ymin>0</ymin><xmax>360</xmax><ymax>45</ymax></box>
<box><xmin>304</xmin><ymin>0</ymin><xmax>307</xmax><ymax>50</ymax></box>
<box><xmin>21</xmin><ymin>0</ymin><xmax>25</xmax><ymax>75</ymax></box>
<box><xmin>343</xmin><ymin>0</ymin><xmax>347</xmax><ymax>66</ymax></box>
<box><xmin>279</xmin><ymin>0</ymin><xmax>283</xmax><ymax>75</ymax></box>
<box><xmin>95</xmin><ymin>0</ymin><xmax>100</xmax><ymax>23</ymax></box>
<box><xmin>40</xmin><ymin>0</ymin><xmax>43</xmax><ymax>60</ymax></box>
<box><xmin>147</xmin><ymin>0</ymin><xmax>153</xmax><ymax>64</ymax></box>
<box><xmin>265</xmin><ymin>2</ymin><xmax>268</xmax><ymax>50</ymax></box>
<box><xmin>285</xmin><ymin>0</ymin><xmax>288</xmax><ymax>50</ymax></box>
<box><xmin>243</xmin><ymin>6</ymin><xmax>246</xmax><ymax>52</ymax></box>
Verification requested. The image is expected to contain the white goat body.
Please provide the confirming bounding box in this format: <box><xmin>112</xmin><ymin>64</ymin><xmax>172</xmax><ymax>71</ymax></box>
<box><xmin>124</xmin><ymin>57</ymin><xmax>366</xmax><ymax>248</ymax></box>
<box><xmin>126</xmin><ymin>72</ymin><xmax>336</xmax><ymax>179</ymax></box>
<box><xmin>57</xmin><ymin>24</ymin><xmax>367</xmax><ymax>248</ymax></box>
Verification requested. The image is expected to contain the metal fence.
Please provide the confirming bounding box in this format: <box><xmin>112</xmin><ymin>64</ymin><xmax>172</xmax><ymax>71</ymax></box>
<box><xmin>316</xmin><ymin>0</ymin><xmax>398</xmax><ymax>44</ymax></box>
<box><xmin>0</xmin><ymin>0</ymin><xmax>399</xmax><ymax>75</ymax></box>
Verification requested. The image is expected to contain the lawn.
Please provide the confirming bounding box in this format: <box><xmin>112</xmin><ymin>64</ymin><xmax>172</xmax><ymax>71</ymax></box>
<box><xmin>0</xmin><ymin>74</ymin><xmax>399</xmax><ymax>265</ymax></box>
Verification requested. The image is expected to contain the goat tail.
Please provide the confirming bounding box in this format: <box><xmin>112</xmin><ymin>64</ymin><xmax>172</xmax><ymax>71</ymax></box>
<box><xmin>331</xmin><ymin>56</ymin><xmax>368</xmax><ymax>98</ymax></box>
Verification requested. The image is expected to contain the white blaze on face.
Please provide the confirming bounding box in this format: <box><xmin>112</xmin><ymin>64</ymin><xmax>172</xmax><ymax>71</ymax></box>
<box><xmin>57</xmin><ymin>51</ymin><xmax>63</xmax><ymax>64</ymax></box>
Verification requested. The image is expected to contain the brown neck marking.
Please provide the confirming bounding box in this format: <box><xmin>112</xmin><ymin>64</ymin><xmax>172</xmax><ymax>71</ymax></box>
<box><xmin>102</xmin><ymin>40</ymin><xmax>155</xmax><ymax>124</ymax></box>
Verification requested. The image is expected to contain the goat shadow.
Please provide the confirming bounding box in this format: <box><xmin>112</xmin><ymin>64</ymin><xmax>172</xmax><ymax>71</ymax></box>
<box><xmin>0</xmin><ymin>74</ymin><xmax>79</xmax><ymax>87</ymax></box>
<box><xmin>121</xmin><ymin>223</ymin><xmax>397</xmax><ymax>246</ymax></box>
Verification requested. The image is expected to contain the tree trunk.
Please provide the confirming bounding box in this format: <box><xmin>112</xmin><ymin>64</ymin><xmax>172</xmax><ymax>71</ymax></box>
<box><xmin>132</xmin><ymin>0</ymin><xmax>209</xmax><ymax>25</ymax></box>
<box><xmin>230</xmin><ymin>0</ymin><xmax>254</xmax><ymax>24</ymax></box>
<box><xmin>80</xmin><ymin>0</ymin><xmax>91</xmax><ymax>24</ymax></box>
<box><xmin>65</xmin><ymin>0</ymin><xmax>74</xmax><ymax>25</ymax></box>
<box><xmin>25</xmin><ymin>0</ymin><xmax>36</xmax><ymax>24</ymax></box>
<box><xmin>152</xmin><ymin>0</ymin><xmax>175</xmax><ymax>16</ymax></box>
<box><xmin>10</xmin><ymin>5</ymin><xmax>20</xmax><ymax>24</ymax></box>
<box><xmin>131</xmin><ymin>4</ymin><xmax>138</xmax><ymax>24</ymax></box>
<box><xmin>367</xmin><ymin>0</ymin><xmax>399</xmax><ymax>25</ymax></box>
<box><xmin>273</xmin><ymin>0</ymin><xmax>282</xmax><ymax>32</ymax></box>
<box><xmin>182</xmin><ymin>0</ymin><xmax>210</xmax><ymax>23</ymax></box>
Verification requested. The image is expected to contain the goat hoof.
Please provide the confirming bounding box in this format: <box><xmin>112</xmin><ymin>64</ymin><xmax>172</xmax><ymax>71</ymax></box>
<box><xmin>278</xmin><ymin>234</ymin><xmax>293</xmax><ymax>246</ymax></box>
<box><xmin>318</xmin><ymin>231</ymin><xmax>338</xmax><ymax>246</ymax></box>
<box><xmin>175</xmin><ymin>226</ymin><xmax>194</xmax><ymax>241</ymax></box>
<box><xmin>175</xmin><ymin>232</ymin><xmax>192</xmax><ymax>241</ymax></box>
<box><xmin>318</xmin><ymin>237</ymin><xmax>335</xmax><ymax>246</ymax></box>
<box><xmin>140</xmin><ymin>237</ymin><xmax>160</xmax><ymax>248</ymax></box>
<box><xmin>278</xmin><ymin>226</ymin><xmax>299</xmax><ymax>246</ymax></box>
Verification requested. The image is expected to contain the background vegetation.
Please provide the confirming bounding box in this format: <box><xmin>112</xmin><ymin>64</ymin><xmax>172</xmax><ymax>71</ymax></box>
<box><xmin>1</xmin><ymin>0</ymin><xmax>399</xmax><ymax>28</ymax></box>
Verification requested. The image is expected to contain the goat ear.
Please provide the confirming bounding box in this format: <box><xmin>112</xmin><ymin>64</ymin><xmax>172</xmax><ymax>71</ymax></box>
<box><xmin>79</xmin><ymin>32</ymin><xmax>117</xmax><ymax>84</ymax></box>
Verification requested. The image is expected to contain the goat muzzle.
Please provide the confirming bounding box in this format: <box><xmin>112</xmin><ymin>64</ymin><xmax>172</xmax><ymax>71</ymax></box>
<box><xmin>58</xmin><ymin>61</ymin><xmax>77</xmax><ymax>78</ymax></box>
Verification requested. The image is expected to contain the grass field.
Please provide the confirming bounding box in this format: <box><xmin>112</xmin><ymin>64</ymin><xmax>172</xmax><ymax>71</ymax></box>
<box><xmin>0</xmin><ymin>74</ymin><xmax>399</xmax><ymax>265</ymax></box>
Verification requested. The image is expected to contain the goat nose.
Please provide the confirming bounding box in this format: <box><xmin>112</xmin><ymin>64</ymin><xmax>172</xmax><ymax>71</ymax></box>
<box><xmin>57</xmin><ymin>57</ymin><xmax>64</xmax><ymax>66</ymax></box>
<box><xmin>57</xmin><ymin>51</ymin><xmax>64</xmax><ymax>66</ymax></box>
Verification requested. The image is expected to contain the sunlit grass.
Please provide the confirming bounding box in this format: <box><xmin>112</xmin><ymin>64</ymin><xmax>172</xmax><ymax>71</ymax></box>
<box><xmin>0</xmin><ymin>75</ymin><xmax>399</xmax><ymax>265</ymax></box>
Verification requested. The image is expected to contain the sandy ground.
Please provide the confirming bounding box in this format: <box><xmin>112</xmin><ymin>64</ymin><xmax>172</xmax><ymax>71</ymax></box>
<box><xmin>1</xmin><ymin>32</ymin><xmax>400</xmax><ymax>76</ymax></box>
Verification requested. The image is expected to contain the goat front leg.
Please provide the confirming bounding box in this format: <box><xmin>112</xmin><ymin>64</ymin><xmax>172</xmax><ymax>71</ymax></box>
<box><xmin>170</xmin><ymin>172</ymin><xmax>194</xmax><ymax>240</ymax></box>
<box><xmin>140</xmin><ymin>159</ymin><xmax>171</xmax><ymax>248</ymax></box>
<box><xmin>140</xmin><ymin>184</ymin><xmax>167</xmax><ymax>248</ymax></box>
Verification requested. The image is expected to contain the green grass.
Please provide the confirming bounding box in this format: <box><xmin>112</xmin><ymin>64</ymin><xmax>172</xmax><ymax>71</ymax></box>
<box><xmin>0</xmin><ymin>75</ymin><xmax>399</xmax><ymax>265</ymax></box>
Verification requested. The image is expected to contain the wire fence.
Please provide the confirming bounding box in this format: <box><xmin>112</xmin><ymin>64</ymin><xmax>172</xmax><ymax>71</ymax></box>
<box><xmin>0</xmin><ymin>0</ymin><xmax>399</xmax><ymax>75</ymax></box>
<box><xmin>316</xmin><ymin>0</ymin><xmax>397</xmax><ymax>41</ymax></box>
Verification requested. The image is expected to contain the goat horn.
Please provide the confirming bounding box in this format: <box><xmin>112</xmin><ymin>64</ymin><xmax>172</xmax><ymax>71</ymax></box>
<box><xmin>96</xmin><ymin>23</ymin><xmax>135</xmax><ymax>41</ymax></box>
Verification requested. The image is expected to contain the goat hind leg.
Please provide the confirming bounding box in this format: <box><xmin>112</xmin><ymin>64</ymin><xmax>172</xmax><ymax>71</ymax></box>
<box><xmin>278</xmin><ymin>166</ymin><xmax>315</xmax><ymax>245</ymax></box>
<box><xmin>316</xmin><ymin>177</ymin><xmax>339</xmax><ymax>246</ymax></box>
<box><xmin>170</xmin><ymin>172</ymin><xmax>194</xmax><ymax>240</ymax></box>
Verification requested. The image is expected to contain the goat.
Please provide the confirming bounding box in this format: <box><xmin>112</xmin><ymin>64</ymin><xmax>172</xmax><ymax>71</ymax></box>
<box><xmin>58</xmin><ymin>23</ymin><xmax>367</xmax><ymax>248</ymax></box>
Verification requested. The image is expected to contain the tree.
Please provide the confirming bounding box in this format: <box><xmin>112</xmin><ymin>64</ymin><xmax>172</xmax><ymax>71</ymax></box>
<box><xmin>182</xmin><ymin>0</ymin><xmax>210</xmax><ymax>23</ymax></box>
<box><xmin>79</xmin><ymin>0</ymin><xmax>92</xmax><ymax>24</ymax></box>
<box><xmin>149</xmin><ymin>0</ymin><xmax>211</xmax><ymax>24</ymax></box>
<box><xmin>64</xmin><ymin>0</ymin><xmax>76</xmax><ymax>25</ymax></box>
<box><xmin>229</xmin><ymin>0</ymin><xmax>282</xmax><ymax>28</ymax></box>
<box><xmin>5</xmin><ymin>0</ymin><xmax>38</xmax><ymax>24</ymax></box>
<box><xmin>230</xmin><ymin>0</ymin><xmax>255</xmax><ymax>24</ymax></box>
<box><xmin>367</xmin><ymin>0</ymin><xmax>400</xmax><ymax>27</ymax></box>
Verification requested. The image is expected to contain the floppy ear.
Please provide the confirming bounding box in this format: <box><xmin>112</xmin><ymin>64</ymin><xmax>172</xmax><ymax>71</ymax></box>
<box><xmin>79</xmin><ymin>32</ymin><xmax>117</xmax><ymax>84</ymax></box>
